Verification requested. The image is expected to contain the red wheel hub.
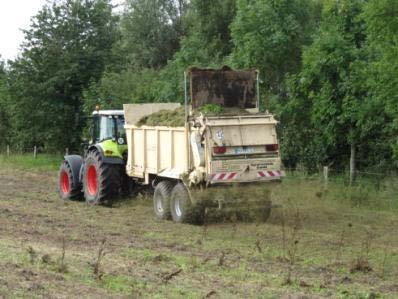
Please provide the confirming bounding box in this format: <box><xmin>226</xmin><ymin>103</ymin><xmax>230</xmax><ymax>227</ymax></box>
<box><xmin>87</xmin><ymin>165</ymin><xmax>98</xmax><ymax>196</ymax></box>
<box><xmin>61</xmin><ymin>171</ymin><xmax>69</xmax><ymax>194</ymax></box>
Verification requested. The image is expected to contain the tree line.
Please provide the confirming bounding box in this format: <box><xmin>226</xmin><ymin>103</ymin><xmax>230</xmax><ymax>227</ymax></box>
<box><xmin>0</xmin><ymin>0</ymin><xmax>397</xmax><ymax>172</ymax></box>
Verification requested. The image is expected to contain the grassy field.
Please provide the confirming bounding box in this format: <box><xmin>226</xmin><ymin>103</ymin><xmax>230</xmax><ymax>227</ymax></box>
<box><xmin>0</xmin><ymin>153</ymin><xmax>62</xmax><ymax>171</ymax></box>
<box><xmin>0</xmin><ymin>155</ymin><xmax>397</xmax><ymax>298</ymax></box>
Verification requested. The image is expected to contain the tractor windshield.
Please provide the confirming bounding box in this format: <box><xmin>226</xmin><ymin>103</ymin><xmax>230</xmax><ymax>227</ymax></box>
<box><xmin>99</xmin><ymin>116</ymin><xmax>115</xmax><ymax>141</ymax></box>
<box><xmin>93</xmin><ymin>115</ymin><xmax>125</xmax><ymax>143</ymax></box>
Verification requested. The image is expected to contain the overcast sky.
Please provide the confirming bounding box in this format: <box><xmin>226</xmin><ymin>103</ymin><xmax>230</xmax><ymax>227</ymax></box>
<box><xmin>0</xmin><ymin>0</ymin><xmax>124</xmax><ymax>62</ymax></box>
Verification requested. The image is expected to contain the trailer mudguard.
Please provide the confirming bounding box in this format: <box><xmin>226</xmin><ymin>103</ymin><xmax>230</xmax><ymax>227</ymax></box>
<box><xmin>64</xmin><ymin>155</ymin><xmax>83</xmax><ymax>190</ymax></box>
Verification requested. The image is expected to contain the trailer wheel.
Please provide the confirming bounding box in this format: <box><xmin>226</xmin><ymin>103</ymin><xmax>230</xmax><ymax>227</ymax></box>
<box><xmin>83</xmin><ymin>150</ymin><xmax>120</xmax><ymax>205</ymax></box>
<box><xmin>58</xmin><ymin>161</ymin><xmax>82</xmax><ymax>200</ymax></box>
<box><xmin>170</xmin><ymin>183</ymin><xmax>201</xmax><ymax>224</ymax></box>
<box><xmin>153</xmin><ymin>181</ymin><xmax>174</xmax><ymax>220</ymax></box>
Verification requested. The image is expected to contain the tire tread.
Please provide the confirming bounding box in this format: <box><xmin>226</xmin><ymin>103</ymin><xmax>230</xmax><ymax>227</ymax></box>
<box><xmin>83</xmin><ymin>150</ymin><xmax>121</xmax><ymax>204</ymax></box>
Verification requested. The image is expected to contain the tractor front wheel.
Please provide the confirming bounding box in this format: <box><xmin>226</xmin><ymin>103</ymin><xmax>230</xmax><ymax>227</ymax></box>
<box><xmin>83</xmin><ymin>150</ymin><xmax>121</xmax><ymax>205</ymax></box>
<box><xmin>58</xmin><ymin>161</ymin><xmax>82</xmax><ymax>200</ymax></box>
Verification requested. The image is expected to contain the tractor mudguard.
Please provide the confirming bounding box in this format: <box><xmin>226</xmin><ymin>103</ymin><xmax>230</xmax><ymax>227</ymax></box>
<box><xmin>64</xmin><ymin>155</ymin><xmax>83</xmax><ymax>190</ymax></box>
<box><xmin>88</xmin><ymin>145</ymin><xmax>125</xmax><ymax>165</ymax></box>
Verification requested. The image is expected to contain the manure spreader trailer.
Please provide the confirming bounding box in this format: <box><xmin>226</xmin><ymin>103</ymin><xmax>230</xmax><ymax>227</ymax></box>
<box><xmin>58</xmin><ymin>67</ymin><xmax>284</xmax><ymax>223</ymax></box>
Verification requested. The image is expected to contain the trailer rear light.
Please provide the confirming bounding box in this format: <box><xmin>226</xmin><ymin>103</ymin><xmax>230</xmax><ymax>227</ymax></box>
<box><xmin>265</xmin><ymin>144</ymin><xmax>279</xmax><ymax>152</ymax></box>
<box><xmin>213</xmin><ymin>146</ymin><xmax>227</xmax><ymax>154</ymax></box>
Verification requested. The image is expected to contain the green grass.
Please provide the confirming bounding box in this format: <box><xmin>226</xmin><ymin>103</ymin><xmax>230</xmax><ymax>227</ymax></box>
<box><xmin>100</xmin><ymin>274</ymin><xmax>132</xmax><ymax>294</ymax></box>
<box><xmin>0</xmin><ymin>154</ymin><xmax>62</xmax><ymax>171</ymax></box>
<box><xmin>283</xmin><ymin>170</ymin><xmax>398</xmax><ymax>210</ymax></box>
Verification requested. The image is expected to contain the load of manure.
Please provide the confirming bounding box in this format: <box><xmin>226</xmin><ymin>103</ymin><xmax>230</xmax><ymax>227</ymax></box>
<box><xmin>136</xmin><ymin>107</ymin><xmax>186</xmax><ymax>127</ymax></box>
<box><xmin>135</xmin><ymin>104</ymin><xmax>253</xmax><ymax>127</ymax></box>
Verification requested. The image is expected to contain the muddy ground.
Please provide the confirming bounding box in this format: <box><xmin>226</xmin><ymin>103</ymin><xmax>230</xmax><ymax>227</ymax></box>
<box><xmin>0</xmin><ymin>168</ymin><xmax>397</xmax><ymax>298</ymax></box>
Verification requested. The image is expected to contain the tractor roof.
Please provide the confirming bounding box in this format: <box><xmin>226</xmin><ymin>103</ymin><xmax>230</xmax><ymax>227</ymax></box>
<box><xmin>92</xmin><ymin>110</ymin><xmax>124</xmax><ymax>116</ymax></box>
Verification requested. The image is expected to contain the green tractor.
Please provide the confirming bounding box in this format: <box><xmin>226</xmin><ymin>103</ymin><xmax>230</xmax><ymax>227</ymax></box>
<box><xmin>58</xmin><ymin>109</ymin><xmax>129</xmax><ymax>204</ymax></box>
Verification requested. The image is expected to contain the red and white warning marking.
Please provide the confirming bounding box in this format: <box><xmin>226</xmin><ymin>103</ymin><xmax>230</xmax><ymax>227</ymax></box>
<box><xmin>211</xmin><ymin>172</ymin><xmax>238</xmax><ymax>181</ymax></box>
<box><xmin>257</xmin><ymin>170</ymin><xmax>282</xmax><ymax>178</ymax></box>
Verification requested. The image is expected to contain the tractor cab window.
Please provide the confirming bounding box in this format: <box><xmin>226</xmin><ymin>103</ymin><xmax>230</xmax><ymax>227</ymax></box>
<box><xmin>99</xmin><ymin>116</ymin><xmax>115</xmax><ymax>141</ymax></box>
<box><xmin>92</xmin><ymin>115</ymin><xmax>115</xmax><ymax>142</ymax></box>
<box><xmin>116</xmin><ymin>117</ymin><xmax>126</xmax><ymax>140</ymax></box>
<box><xmin>92</xmin><ymin>114</ymin><xmax>125</xmax><ymax>143</ymax></box>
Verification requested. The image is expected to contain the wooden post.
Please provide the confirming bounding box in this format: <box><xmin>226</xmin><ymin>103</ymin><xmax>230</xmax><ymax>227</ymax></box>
<box><xmin>65</xmin><ymin>148</ymin><xmax>69</xmax><ymax>155</ymax></box>
<box><xmin>323</xmin><ymin>166</ymin><xmax>328</xmax><ymax>187</ymax></box>
<box><xmin>350</xmin><ymin>143</ymin><xmax>356</xmax><ymax>186</ymax></box>
<box><xmin>33</xmin><ymin>146</ymin><xmax>37</xmax><ymax>159</ymax></box>
<box><xmin>6</xmin><ymin>145</ymin><xmax>10</xmax><ymax>157</ymax></box>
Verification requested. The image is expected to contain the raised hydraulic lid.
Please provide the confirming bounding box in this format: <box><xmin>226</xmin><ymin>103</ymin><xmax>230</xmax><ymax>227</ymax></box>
<box><xmin>188</xmin><ymin>66</ymin><xmax>258</xmax><ymax>110</ymax></box>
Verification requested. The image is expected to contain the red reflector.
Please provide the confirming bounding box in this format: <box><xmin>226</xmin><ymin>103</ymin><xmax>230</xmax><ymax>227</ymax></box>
<box><xmin>213</xmin><ymin>146</ymin><xmax>227</xmax><ymax>154</ymax></box>
<box><xmin>265</xmin><ymin>144</ymin><xmax>279</xmax><ymax>151</ymax></box>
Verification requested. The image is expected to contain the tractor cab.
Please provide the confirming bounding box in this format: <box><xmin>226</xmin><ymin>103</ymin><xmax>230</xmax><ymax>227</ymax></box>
<box><xmin>91</xmin><ymin>110</ymin><xmax>126</xmax><ymax>146</ymax></box>
<box><xmin>87</xmin><ymin>109</ymin><xmax>128</xmax><ymax>166</ymax></box>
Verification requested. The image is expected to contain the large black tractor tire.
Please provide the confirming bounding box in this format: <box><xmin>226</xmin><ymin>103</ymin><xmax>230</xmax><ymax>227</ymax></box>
<box><xmin>58</xmin><ymin>161</ymin><xmax>82</xmax><ymax>200</ymax></box>
<box><xmin>170</xmin><ymin>183</ymin><xmax>203</xmax><ymax>224</ymax></box>
<box><xmin>153</xmin><ymin>181</ymin><xmax>174</xmax><ymax>220</ymax></box>
<box><xmin>83</xmin><ymin>150</ymin><xmax>121</xmax><ymax>205</ymax></box>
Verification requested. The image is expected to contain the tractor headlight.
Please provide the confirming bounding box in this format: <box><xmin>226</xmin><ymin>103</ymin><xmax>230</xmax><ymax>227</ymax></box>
<box><xmin>118</xmin><ymin>137</ymin><xmax>125</xmax><ymax>145</ymax></box>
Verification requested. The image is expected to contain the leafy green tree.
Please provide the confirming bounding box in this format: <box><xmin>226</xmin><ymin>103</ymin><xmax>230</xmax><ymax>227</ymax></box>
<box><xmin>119</xmin><ymin>0</ymin><xmax>186</xmax><ymax>69</ymax></box>
<box><xmin>362</xmin><ymin>0</ymin><xmax>398</xmax><ymax>166</ymax></box>
<box><xmin>281</xmin><ymin>0</ymin><xmax>372</xmax><ymax>171</ymax></box>
<box><xmin>185</xmin><ymin>0</ymin><xmax>237</xmax><ymax>61</ymax></box>
<box><xmin>0</xmin><ymin>59</ymin><xmax>11</xmax><ymax>147</ymax></box>
<box><xmin>230</xmin><ymin>0</ymin><xmax>319</xmax><ymax>101</ymax></box>
<box><xmin>8</xmin><ymin>0</ymin><xmax>118</xmax><ymax>150</ymax></box>
<box><xmin>152</xmin><ymin>0</ymin><xmax>238</xmax><ymax>102</ymax></box>
<box><xmin>83</xmin><ymin>68</ymin><xmax>161</xmax><ymax>111</ymax></box>
<box><xmin>92</xmin><ymin>0</ymin><xmax>238</xmax><ymax>105</ymax></box>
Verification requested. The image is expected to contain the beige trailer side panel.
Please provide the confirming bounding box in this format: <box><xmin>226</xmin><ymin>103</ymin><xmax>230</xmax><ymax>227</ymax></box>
<box><xmin>125</xmin><ymin>125</ymin><xmax>189</xmax><ymax>181</ymax></box>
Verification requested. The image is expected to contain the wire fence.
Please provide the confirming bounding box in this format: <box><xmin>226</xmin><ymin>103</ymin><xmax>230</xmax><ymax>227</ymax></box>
<box><xmin>0</xmin><ymin>144</ymin><xmax>70</xmax><ymax>157</ymax></box>
<box><xmin>0</xmin><ymin>144</ymin><xmax>397</xmax><ymax>177</ymax></box>
<box><xmin>0</xmin><ymin>144</ymin><xmax>397</xmax><ymax>199</ymax></box>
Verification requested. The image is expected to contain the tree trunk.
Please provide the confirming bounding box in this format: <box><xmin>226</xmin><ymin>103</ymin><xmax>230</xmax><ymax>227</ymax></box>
<box><xmin>350</xmin><ymin>142</ymin><xmax>356</xmax><ymax>186</ymax></box>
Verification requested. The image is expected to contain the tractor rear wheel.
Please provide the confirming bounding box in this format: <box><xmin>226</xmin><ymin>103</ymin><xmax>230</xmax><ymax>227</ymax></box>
<box><xmin>58</xmin><ymin>161</ymin><xmax>82</xmax><ymax>200</ymax></box>
<box><xmin>153</xmin><ymin>181</ymin><xmax>174</xmax><ymax>220</ymax></box>
<box><xmin>83</xmin><ymin>150</ymin><xmax>121</xmax><ymax>205</ymax></box>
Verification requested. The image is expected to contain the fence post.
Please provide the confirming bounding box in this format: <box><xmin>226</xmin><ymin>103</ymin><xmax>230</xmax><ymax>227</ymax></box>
<box><xmin>7</xmin><ymin>145</ymin><xmax>10</xmax><ymax>157</ymax></box>
<box><xmin>323</xmin><ymin>166</ymin><xmax>329</xmax><ymax>188</ymax></box>
<box><xmin>65</xmin><ymin>148</ymin><xmax>69</xmax><ymax>156</ymax></box>
<box><xmin>350</xmin><ymin>143</ymin><xmax>356</xmax><ymax>186</ymax></box>
<box><xmin>33</xmin><ymin>146</ymin><xmax>37</xmax><ymax>159</ymax></box>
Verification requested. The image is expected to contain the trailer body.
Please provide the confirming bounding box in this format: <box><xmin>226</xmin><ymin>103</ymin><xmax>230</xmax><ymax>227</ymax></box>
<box><xmin>124</xmin><ymin>106</ymin><xmax>283</xmax><ymax>186</ymax></box>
